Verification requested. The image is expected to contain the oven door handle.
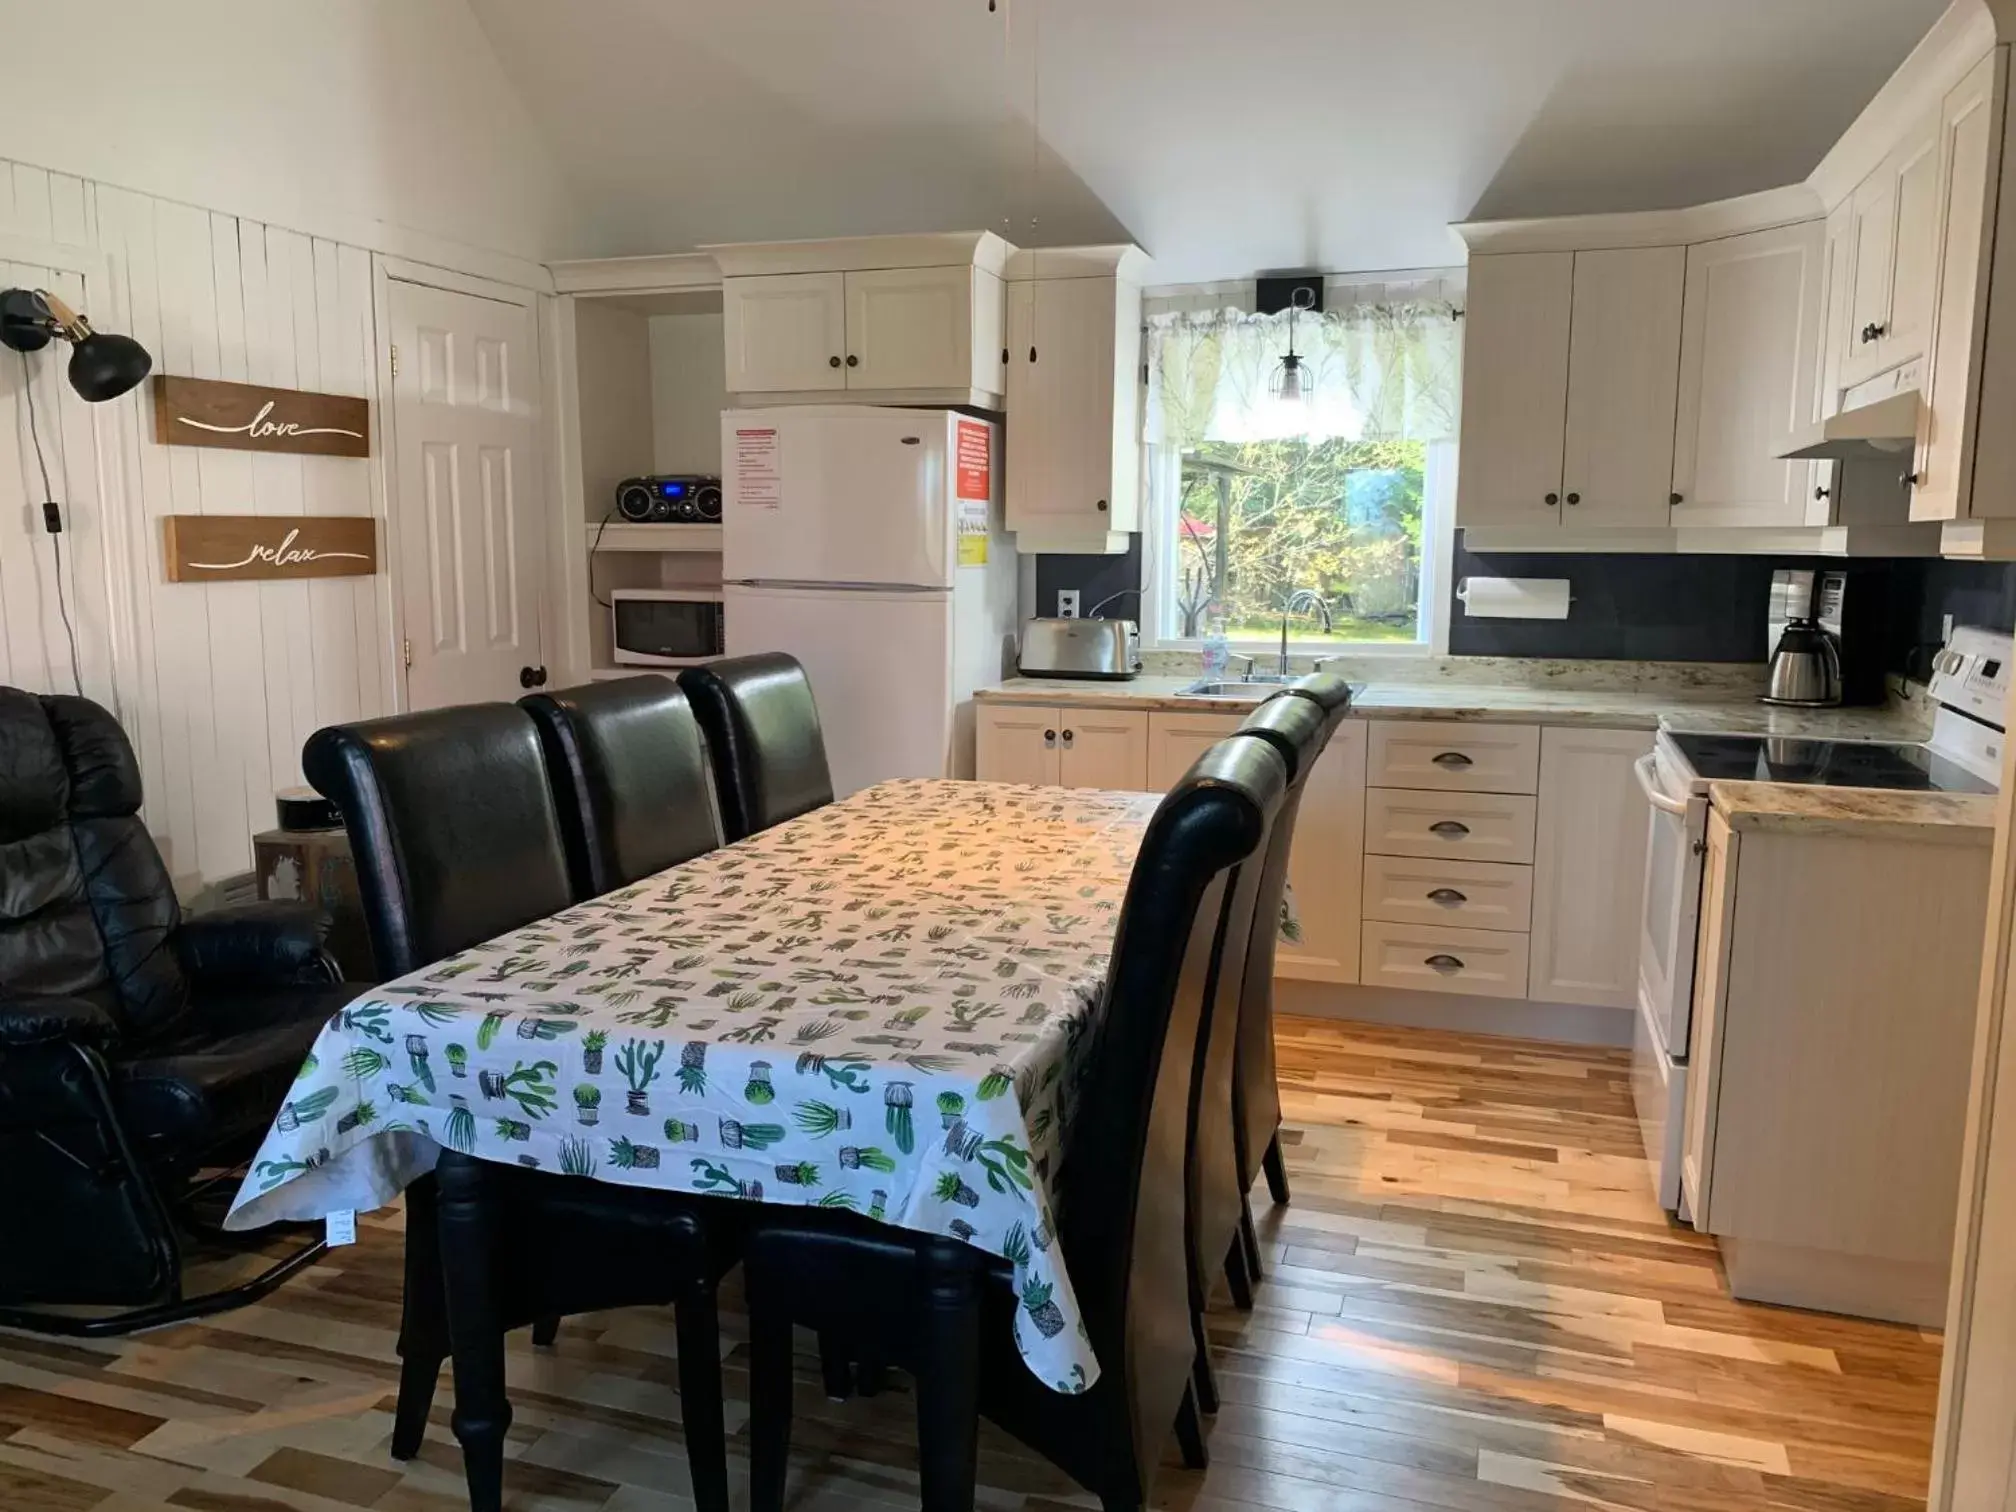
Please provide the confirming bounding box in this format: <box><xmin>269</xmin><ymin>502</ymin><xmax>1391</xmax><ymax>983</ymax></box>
<box><xmin>1634</xmin><ymin>752</ymin><xmax>1692</xmax><ymax>816</ymax></box>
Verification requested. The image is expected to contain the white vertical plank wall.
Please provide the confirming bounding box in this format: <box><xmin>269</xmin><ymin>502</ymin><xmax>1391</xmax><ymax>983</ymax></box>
<box><xmin>0</xmin><ymin>157</ymin><xmax>393</xmax><ymax>887</ymax></box>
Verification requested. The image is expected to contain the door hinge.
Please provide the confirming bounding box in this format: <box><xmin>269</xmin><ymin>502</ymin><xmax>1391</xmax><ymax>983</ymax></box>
<box><xmin>389</xmin><ymin>344</ymin><xmax>399</xmax><ymax>378</ymax></box>
<box><xmin>402</xmin><ymin>636</ymin><xmax>413</xmax><ymax>670</ymax></box>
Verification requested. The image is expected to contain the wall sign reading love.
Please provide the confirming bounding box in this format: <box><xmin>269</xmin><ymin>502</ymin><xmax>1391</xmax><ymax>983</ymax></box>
<box><xmin>152</xmin><ymin>375</ymin><xmax>370</xmax><ymax>457</ymax></box>
<box><xmin>164</xmin><ymin>516</ymin><xmax>378</xmax><ymax>582</ymax></box>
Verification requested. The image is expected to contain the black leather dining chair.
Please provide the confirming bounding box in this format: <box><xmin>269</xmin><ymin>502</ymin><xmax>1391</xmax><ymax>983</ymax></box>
<box><xmin>303</xmin><ymin>705</ymin><xmax>742</xmax><ymax>1512</ymax></box>
<box><xmin>1222</xmin><ymin>683</ymin><xmax>1349</xmax><ymax>1290</ymax></box>
<box><xmin>0</xmin><ymin>688</ymin><xmax>350</xmax><ymax>1337</ymax></box>
<box><xmin>741</xmin><ymin>735</ymin><xmax>1288</xmax><ymax>1512</ymax></box>
<box><xmin>679</xmin><ymin>653</ymin><xmax>834</xmax><ymax>840</ymax></box>
<box><xmin>520</xmin><ymin>674</ymin><xmax>723</xmax><ymax>898</ymax></box>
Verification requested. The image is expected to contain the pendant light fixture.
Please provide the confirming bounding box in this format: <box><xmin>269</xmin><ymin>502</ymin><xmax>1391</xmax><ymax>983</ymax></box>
<box><xmin>1270</xmin><ymin>284</ymin><xmax>1317</xmax><ymax>407</ymax></box>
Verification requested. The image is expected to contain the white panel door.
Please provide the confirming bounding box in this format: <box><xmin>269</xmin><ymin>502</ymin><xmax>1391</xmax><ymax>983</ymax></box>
<box><xmin>722</xmin><ymin>273</ymin><xmax>847</xmax><ymax>393</ymax></box>
<box><xmin>843</xmin><ymin>267</ymin><xmax>972</xmax><ymax>391</ymax></box>
<box><xmin>1561</xmin><ymin>246</ymin><xmax>1686</xmax><ymax>528</ymax></box>
<box><xmin>1671</xmin><ymin>221</ymin><xmax>1824</xmax><ymax>529</ymax></box>
<box><xmin>387</xmin><ymin>279</ymin><xmax>541</xmax><ymax>712</ymax></box>
<box><xmin>1529</xmin><ymin>726</ymin><xmax>1654</xmax><ymax>1009</ymax></box>
<box><xmin>1455</xmin><ymin>252</ymin><xmax>1574</xmax><ymax>528</ymax></box>
<box><xmin>724</xmin><ymin>584</ymin><xmax>952</xmax><ymax>797</ymax></box>
<box><xmin>722</xmin><ymin>408</ymin><xmax>955</xmax><ymax>589</ymax></box>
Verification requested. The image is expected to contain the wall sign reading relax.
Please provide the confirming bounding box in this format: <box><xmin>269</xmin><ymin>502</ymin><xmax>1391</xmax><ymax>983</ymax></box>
<box><xmin>164</xmin><ymin>516</ymin><xmax>378</xmax><ymax>582</ymax></box>
<box><xmin>152</xmin><ymin>375</ymin><xmax>370</xmax><ymax>457</ymax></box>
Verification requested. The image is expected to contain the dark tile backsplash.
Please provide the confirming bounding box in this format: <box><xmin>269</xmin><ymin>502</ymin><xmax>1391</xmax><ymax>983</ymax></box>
<box><xmin>1033</xmin><ymin>530</ymin><xmax>2016</xmax><ymax>671</ymax></box>
<box><xmin>1448</xmin><ymin>537</ymin><xmax>1787</xmax><ymax>661</ymax></box>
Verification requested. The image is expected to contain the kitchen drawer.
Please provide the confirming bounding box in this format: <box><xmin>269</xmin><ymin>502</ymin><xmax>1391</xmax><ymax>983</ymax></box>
<box><xmin>1368</xmin><ymin>720</ymin><xmax>1540</xmax><ymax>793</ymax></box>
<box><xmin>1361</xmin><ymin>920</ymin><xmax>1532</xmax><ymax>1000</ymax></box>
<box><xmin>1365</xmin><ymin>788</ymin><xmax>1537</xmax><ymax>865</ymax></box>
<box><xmin>1363</xmin><ymin>854</ymin><xmax>1534</xmax><ymax>932</ymax></box>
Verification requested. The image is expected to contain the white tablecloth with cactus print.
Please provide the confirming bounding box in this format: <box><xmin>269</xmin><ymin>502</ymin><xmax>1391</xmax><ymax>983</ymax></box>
<box><xmin>227</xmin><ymin>779</ymin><xmax>1166</xmax><ymax>1393</ymax></box>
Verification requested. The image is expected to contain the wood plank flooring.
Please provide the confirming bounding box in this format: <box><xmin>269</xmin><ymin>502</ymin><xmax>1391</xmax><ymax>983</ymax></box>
<box><xmin>0</xmin><ymin>1018</ymin><xmax>1942</xmax><ymax>1512</ymax></box>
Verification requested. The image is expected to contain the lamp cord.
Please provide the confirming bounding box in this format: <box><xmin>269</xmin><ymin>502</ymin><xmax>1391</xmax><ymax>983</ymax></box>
<box><xmin>21</xmin><ymin>351</ymin><xmax>82</xmax><ymax>696</ymax></box>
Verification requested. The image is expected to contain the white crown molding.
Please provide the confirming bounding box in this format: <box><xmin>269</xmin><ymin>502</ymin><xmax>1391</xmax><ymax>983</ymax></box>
<box><xmin>702</xmin><ymin>230</ymin><xmax>1014</xmax><ymax>279</ymax></box>
<box><xmin>1005</xmin><ymin>244</ymin><xmax>1152</xmax><ymax>283</ymax></box>
<box><xmin>548</xmin><ymin>252</ymin><xmax>721</xmax><ymax>295</ymax></box>
<box><xmin>1453</xmin><ymin>184</ymin><xmax>1822</xmax><ymax>255</ymax></box>
<box><xmin>1809</xmin><ymin>0</ymin><xmax>2002</xmax><ymax>210</ymax></box>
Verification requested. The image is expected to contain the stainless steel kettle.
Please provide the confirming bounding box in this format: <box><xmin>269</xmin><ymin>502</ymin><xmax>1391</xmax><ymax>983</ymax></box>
<box><xmin>1761</xmin><ymin>616</ymin><xmax>1843</xmax><ymax>707</ymax></box>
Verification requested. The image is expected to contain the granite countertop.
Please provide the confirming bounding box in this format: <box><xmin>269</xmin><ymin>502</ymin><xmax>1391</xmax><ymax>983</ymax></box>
<box><xmin>1708</xmin><ymin>781</ymin><xmax>1997</xmax><ymax>844</ymax></box>
<box><xmin>976</xmin><ymin>672</ymin><xmax>1935</xmax><ymax>742</ymax></box>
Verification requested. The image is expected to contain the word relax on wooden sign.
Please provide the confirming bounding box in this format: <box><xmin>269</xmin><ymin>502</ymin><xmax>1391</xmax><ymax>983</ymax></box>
<box><xmin>163</xmin><ymin>516</ymin><xmax>378</xmax><ymax>583</ymax></box>
<box><xmin>152</xmin><ymin>375</ymin><xmax>370</xmax><ymax>457</ymax></box>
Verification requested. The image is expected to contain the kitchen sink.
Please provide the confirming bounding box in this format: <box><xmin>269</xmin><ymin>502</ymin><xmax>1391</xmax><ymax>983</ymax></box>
<box><xmin>1178</xmin><ymin>677</ymin><xmax>1293</xmax><ymax>698</ymax></box>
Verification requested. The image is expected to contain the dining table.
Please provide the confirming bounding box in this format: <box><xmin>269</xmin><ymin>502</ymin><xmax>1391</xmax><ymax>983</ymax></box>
<box><xmin>227</xmin><ymin>777</ymin><xmax>1166</xmax><ymax>1394</ymax></box>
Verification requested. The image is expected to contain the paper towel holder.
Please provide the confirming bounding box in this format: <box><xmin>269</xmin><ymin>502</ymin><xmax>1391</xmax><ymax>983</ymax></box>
<box><xmin>1456</xmin><ymin>577</ymin><xmax>1577</xmax><ymax>618</ymax></box>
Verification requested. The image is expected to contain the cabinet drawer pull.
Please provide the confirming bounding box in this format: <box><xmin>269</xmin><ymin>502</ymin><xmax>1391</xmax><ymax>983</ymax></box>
<box><xmin>1426</xmin><ymin>887</ymin><xmax>1468</xmax><ymax>906</ymax></box>
<box><xmin>1428</xmin><ymin>820</ymin><xmax>1471</xmax><ymax>838</ymax></box>
<box><xmin>1430</xmin><ymin>751</ymin><xmax>1473</xmax><ymax>769</ymax></box>
<box><xmin>1424</xmin><ymin>954</ymin><xmax>1465</xmax><ymax>973</ymax></box>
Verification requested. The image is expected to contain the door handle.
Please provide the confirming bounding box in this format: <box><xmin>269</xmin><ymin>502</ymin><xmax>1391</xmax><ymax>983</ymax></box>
<box><xmin>519</xmin><ymin>665</ymin><xmax>547</xmax><ymax>689</ymax></box>
<box><xmin>1430</xmin><ymin>751</ymin><xmax>1473</xmax><ymax>769</ymax></box>
<box><xmin>1424</xmin><ymin>954</ymin><xmax>1465</xmax><ymax>973</ymax></box>
<box><xmin>1428</xmin><ymin>820</ymin><xmax>1470</xmax><ymax>838</ymax></box>
<box><xmin>1426</xmin><ymin>888</ymin><xmax>1467</xmax><ymax>906</ymax></box>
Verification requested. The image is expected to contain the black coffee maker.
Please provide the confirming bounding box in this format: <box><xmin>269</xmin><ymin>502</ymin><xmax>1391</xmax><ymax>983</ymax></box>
<box><xmin>1762</xmin><ymin>567</ymin><xmax>1890</xmax><ymax>707</ymax></box>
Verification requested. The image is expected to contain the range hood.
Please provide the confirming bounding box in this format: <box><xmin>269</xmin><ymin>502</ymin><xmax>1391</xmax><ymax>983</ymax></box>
<box><xmin>1779</xmin><ymin>390</ymin><xmax>1921</xmax><ymax>461</ymax></box>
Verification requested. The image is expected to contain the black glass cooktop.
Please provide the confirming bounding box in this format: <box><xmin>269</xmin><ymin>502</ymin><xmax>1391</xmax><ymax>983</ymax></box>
<box><xmin>1667</xmin><ymin>732</ymin><xmax>1995</xmax><ymax>794</ymax></box>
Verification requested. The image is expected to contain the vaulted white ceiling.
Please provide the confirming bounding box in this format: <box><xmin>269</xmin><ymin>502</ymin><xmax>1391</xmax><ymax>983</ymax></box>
<box><xmin>471</xmin><ymin>0</ymin><xmax>1947</xmax><ymax>282</ymax></box>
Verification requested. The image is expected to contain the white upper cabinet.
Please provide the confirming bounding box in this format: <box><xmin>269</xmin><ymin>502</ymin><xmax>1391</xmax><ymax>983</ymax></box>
<box><xmin>1671</xmin><ymin>221</ymin><xmax>1824</xmax><ymax>528</ymax></box>
<box><xmin>722</xmin><ymin>272</ymin><xmax>848</xmax><ymax>394</ymax></box>
<box><xmin>1562</xmin><ymin>247</ymin><xmax>1687</xmax><ymax>528</ymax></box>
<box><xmin>1843</xmin><ymin>114</ymin><xmax>1942</xmax><ymax>387</ymax></box>
<box><xmin>1457</xmin><ymin>248</ymin><xmax>1684</xmax><ymax>531</ymax></box>
<box><xmin>707</xmin><ymin>233</ymin><xmax>1010</xmax><ymax>406</ymax></box>
<box><xmin>1913</xmin><ymin>51</ymin><xmax>2005</xmax><ymax>525</ymax></box>
<box><xmin>1003</xmin><ymin>248</ymin><xmax>1147</xmax><ymax>555</ymax></box>
<box><xmin>1454</xmin><ymin>252</ymin><xmax>1574</xmax><ymax>529</ymax></box>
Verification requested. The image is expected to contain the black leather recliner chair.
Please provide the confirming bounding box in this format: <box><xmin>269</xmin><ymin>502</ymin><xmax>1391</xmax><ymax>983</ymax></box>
<box><xmin>0</xmin><ymin>688</ymin><xmax>354</xmax><ymax>1335</ymax></box>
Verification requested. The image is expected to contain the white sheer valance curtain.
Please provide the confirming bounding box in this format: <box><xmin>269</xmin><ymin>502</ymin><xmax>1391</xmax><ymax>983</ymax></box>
<box><xmin>1143</xmin><ymin>284</ymin><xmax>1464</xmax><ymax>448</ymax></box>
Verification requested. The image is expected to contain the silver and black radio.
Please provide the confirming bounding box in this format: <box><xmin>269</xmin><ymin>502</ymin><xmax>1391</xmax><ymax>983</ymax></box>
<box><xmin>616</xmin><ymin>474</ymin><xmax>722</xmax><ymax>523</ymax></box>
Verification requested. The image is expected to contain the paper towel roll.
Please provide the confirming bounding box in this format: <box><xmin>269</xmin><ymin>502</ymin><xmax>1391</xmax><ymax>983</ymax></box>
<box><xmin>1457</xmin><ymin>576</ymin><xmax>1572</xmax><ymax>620</ymax></box>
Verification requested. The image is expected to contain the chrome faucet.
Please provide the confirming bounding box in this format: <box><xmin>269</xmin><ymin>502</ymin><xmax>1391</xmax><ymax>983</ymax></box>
<box><xmin>1278</xmin><ymin>589</ymin><xmax>1333</xmax><ymax>676</ymax></box>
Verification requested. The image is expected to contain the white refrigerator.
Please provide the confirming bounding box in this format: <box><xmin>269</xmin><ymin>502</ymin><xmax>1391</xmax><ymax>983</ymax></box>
<box><xmin>721</xmin><ymin>406</ymin><xmax>1018</xmax><ymax>797</ymax></box>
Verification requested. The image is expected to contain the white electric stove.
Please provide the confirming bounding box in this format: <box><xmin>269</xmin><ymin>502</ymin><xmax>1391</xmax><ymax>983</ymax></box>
<box><xmin>1628</xmin><ymin>625</ymin><xmax>2010</xmax><ymax>1216</ymax></box>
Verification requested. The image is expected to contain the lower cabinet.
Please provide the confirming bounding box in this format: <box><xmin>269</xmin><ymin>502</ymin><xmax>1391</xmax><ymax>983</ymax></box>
<box><xmin>1528</xmin><ymin>726</ymin><xmax>1654</xmax><ymax>1008</ymax></box>
<box><xmin>974</xmin><ymin>703</ymin><xmax>1149</xmax><ymax>789</ymax></box>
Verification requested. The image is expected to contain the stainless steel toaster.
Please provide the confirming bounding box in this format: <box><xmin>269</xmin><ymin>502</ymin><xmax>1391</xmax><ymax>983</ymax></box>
<box><xmin>1018</xmin><ymin>618</ymin><xmax>1141</xmax><ymax>680</ymax></box>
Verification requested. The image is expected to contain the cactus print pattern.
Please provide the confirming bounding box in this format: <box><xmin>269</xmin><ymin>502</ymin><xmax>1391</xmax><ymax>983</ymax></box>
<box><xmin>228</xmin><ymin>780</ymin><xmax>1165</xmax><ymax>1397</ymax></box>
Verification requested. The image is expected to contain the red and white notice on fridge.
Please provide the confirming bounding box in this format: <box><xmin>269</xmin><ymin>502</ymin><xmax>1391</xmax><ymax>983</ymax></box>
<box><xmin>733</xmin><ymin>427</ymin><xmax>782</xmax><ymax>511</ymax></box>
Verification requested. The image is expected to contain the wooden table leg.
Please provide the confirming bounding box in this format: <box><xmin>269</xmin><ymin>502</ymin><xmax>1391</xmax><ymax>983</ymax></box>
<box><xmin>436</xmin><ymin>1152</ymin><xmax>511</xmax><ymax>1512</ymax></box>
<box><xmin>916</xmin><ymin>1237</ymin><xmax>981</xmax><ymax>1512</ymax></box>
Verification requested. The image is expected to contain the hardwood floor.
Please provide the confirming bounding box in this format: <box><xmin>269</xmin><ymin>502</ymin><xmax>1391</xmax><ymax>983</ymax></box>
<box><xmin>0</xmin><ymin>1017</ymin><xmax>1942</xmax><ymax>1512</ymax></box>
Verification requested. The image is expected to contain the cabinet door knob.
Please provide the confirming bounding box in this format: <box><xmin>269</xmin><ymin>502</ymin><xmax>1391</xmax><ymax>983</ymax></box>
<box><xmin>1044</xmin><ymin>729</ymin><xmax>1056</xmax><ymax>744</ymax></box>
<box><xmin>1427</xmin><ymin>888</ymin><xmax>1467</xmax><ymax>906</ymax></box>
<box><xmin>1565</xmin><ymin>491</ymin><xmax>1581</xmax><ymax>506</ymax></box>
<box><xmin>1902</xmin><ymin>471</ymin><xmax>1920</xmax><ymax>488</ymax></box>
<box><xmin>1862</xmin><ymin>322</ymin><xmax>1888</xmax><ymax>344</ymax></box>
<box><xmin>1430</xmin><ymin>751</ymin><xmax>1473</xmax><ymax>769</ymax></box>
<box><xmin>1815</xmin><ymin>485</ymin><xmax>1831</xmax><ymax>501</ymax></box>
<box><xmin>1095</xmin><ymin>499</ymin><xmax>1108</xmax><ymax>512</ymax></box>
<box><xmin>1669</xmin><ymin>492</ymin><xmax>1684</xmax><ymax>506</ymax></box>
<box><xmin>1002</xmin><ymin>347</ymin><xmax>1010</xmax><ymax>364</ymax></box>
<box><xmin>1424</xmin><ymin>954</ymin><xmax>1465</xmax><ymax>973</ymax></box>
<box><xmin>1544</xmin><ymin>492</ymin><xmax>1560</xmax><ymax>506</ymax></box>
<box><xmin>845</xmin><ymin>354</ymin><xmax>860</xmax><ymax>368</ymax></box>
<box><xmin>1060</xmin><ymin>729</ymin><xmax>1074</xmax><ymax>743</ymax></box>
<box><xmin>1029</xmin><ymin>346</ymin><xmax>1038</xmax><ymax>363</ymax></box>
<box><xmin>1429</xmin><ymin>820</ymin><xmax>1471</xmax><ymax>839</ymax></box>
<box><xmin>829</xmin><ymin>355</ymin><xmax>842</xmax><ymax>368</ymax></box>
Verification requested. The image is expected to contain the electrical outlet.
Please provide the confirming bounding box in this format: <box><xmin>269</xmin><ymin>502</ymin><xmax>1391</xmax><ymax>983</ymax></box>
<box><xmin>1057</xmin><ymin>590</ymin><xmax>1080</xmax><ymax>618</ymax></box>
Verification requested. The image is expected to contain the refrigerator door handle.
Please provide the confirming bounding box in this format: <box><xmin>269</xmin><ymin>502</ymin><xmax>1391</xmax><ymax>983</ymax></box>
<box><xmin>728</xmin><ymin>578</ymin><xmax>944</xmax><ymax>594</ymax></box>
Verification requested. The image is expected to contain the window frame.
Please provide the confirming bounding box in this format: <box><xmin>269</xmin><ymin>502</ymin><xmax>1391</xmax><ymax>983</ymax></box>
<box><xmin>1137</xmin><ymin>272</ymin><xmax>1461</xmax><ymax>656</ymax></box>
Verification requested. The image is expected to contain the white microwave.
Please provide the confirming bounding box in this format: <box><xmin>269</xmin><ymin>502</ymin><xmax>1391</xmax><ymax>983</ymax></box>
<box><xmin>610</xmin><ymin>589</ymin><xmax>726</xmax><ymax>667</ymax></box>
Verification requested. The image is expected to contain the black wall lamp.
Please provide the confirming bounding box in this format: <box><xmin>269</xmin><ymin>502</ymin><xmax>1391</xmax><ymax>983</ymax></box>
<box><xmin>0</xmin><ymin>287</ymin><xmax>152</xmax><ymax>402</ymax></box>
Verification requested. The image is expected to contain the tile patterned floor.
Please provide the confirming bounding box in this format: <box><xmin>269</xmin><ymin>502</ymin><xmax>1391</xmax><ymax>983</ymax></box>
<box><xmin>0</xmin><ymin>1017</ymin><xmax>1942</xmax><ymax>1511</ymax></box>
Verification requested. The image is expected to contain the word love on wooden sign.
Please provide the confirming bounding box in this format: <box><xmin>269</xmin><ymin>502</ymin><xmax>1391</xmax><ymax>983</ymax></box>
<box><xmin>152</xmin><ymin>375</ymin><xmax>370</xmax><ymax>458</ymax></box>
<box><xmin>164</xmin><ymin>515</ymin><xmax>378</xmax><ymax>583</ymax></box>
